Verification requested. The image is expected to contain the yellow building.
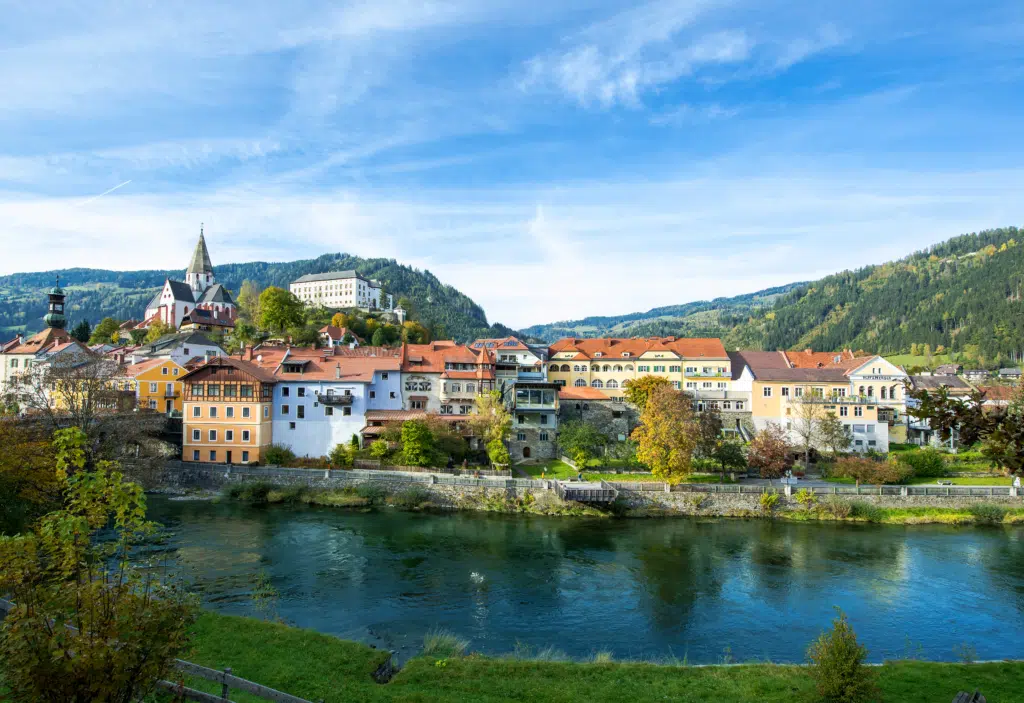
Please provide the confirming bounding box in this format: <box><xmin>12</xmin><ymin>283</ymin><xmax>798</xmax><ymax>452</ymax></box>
<box><xmin>546</xmin><ymin>337</ymin><xmax>733</xmax><ymax>401</ymax></box>
<box><xmin>123</xmin><ymin>358</ymin><xmax>190</xmax><ymax>414</ymax></box>
<box><xmin>179</xmin><ymin>356</ymin><xmax>277</xmax><ymax>464</ymax></box>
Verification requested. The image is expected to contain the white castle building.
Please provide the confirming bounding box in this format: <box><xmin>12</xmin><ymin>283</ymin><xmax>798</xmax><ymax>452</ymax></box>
<box><xmin>144</xmin><ymin>228</ymin><xmax>235</xmax><ymax>328</ymax></box>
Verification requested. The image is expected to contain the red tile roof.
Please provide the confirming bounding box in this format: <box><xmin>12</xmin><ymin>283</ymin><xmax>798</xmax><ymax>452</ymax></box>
<box><xmin>558</xmin><ymin>387</ymin><xmax>612</xmax><ymax>400</ymax></box>
<box><xmin>549</xmin><ymin>336</ymin><xmax>728</xmax><ymax>360</ymax></box>
<box><xmin>2</xmin><ymin>327</ymin><xmax>72</xmax><ymax>355</ymax></box>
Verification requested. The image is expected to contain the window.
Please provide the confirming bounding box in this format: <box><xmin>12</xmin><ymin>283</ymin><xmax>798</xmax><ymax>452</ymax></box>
<box><xmin>840</xmin><ymin>406</ymin><xmax>848</xmax><ymax>417</ymax></box>
<box><xmin>686</xmin><ymin>382</ymin><xmax>696</xmax><ymax>389</ymax></box>
<box><xmin>540</xmin><ymin>432</ymin><xmax>549</xmax><ymax>441</ymax></box>
<box><xmin>467</xmin><ymin>383</ymin><xmax>475</xmax><ymax>393</ymax></box>
<box><xmin>669</xmin><ymin>365</ymin><xmax>681</xmax><ymax>372</ymax></box>
<box><xmin>225</xmin><ymin>430</ymin><xmax>234</xmax><ymax>442</ymax></box>
<box><xmin>192</xmin><ymin>383</ymin><xmax>204</xmax><ymax>396</ymax></box>
<box><xmin>451</xmin><ymin>383</ymin><xmax>461</xmax><ymax>392</ymax></box>
<box><xmin>574</xmin><ymin>379</ymin><xmax>586</xmax><ymax>387</ymax></box>
<box><xmin>854</xmin><ymin>440</ymin><xmax>863</xmax><ymax>447</ymax></box>
<box><xmin>263</xmin><ymin>406</ymin><xmax>269</xmax><ymax>418</ymax></box>
<box><xmin>702</xmin><ymin>382</ymin><xmax>712</xmax><ymax>389</ymax></box>
<box><xmin>853</xmin><ymin>424</ymin><xmax>866</xmax><ymax>433</ymax></box>
<box><xmin>343</xmin><ymin>407</ymin><xmax>351</xmax><ymax>416</ymax></box>
<box><xmin>161</xmin><ymin>367</ymin><xmax>168</xmax><ymax>375</ymax></box>
<box><xmin>240</xmin><ymin>384</ymin><xmax>253</xmax><ymax>397</ymax></box>
<box><xmin>390</xmin><ymin>391</ymin><xmax>397</xmax><ymax>399</ymax></box>
<box><xmin>325</xmin><ymin>406</ymin><xmax>334</xmax><ymax>416</ymax></box>
<box><xmin>672</xmin><ymin>381</ymin><xmax>681</xmax><ymax>389</ymax></box>
<box><xmin>242</xmin><ymin>430</ymin><xmax>250</xmax><ymax>442</ymax></box>
<box><xmin>192</xmin><ymin>429</ymin><xmax>200</xmax><ymax>441</ymax></box>
<box><xmin>207</xmin><ymin>384</ymin><xmax>220</xmax><ymax>397</ymax></box>
<box><xmin>369</xmin><ymin>390</ymin><xmax>376</xmax><ymax>399</ymax></box>
<box><xmin>297</xmin><ymin>406</ymin><xmax>305</xmax><ymax>419</ymax></box>
<box><xmin>173</xmin><ymin>368</ymin><xmax>179</xmax><ymax>376</ymax></box>
<box><xmin>192</xmin><ymin>406</ymin><xmax>201</xmax><ymax>418</ymax></box>
<box><xmin>653</xmin><ymin>365</ymin><xmax>665</xmax><ymax>372</ymax></box>
<box><xmin>242</xmin><ymin>451</ymin><xmax>250</xmax><ymax>462</ymax></box>
<box><xmin>762</xmin><ymin>386</ymin><xmax>773</xmax><ymax>397</ymax></box>
<box><xmin>854</xmin><ymin>406</ymin><xmax>863</xmax><ymax>417</ymax></box>
<box><xmin>298</xmin><ymin>388</ymin><xmax>306</xmax><ymax>397</ymax></box>
<box><xmin>149</xmin><ymin>382</ymin><xmax>158</xmax><ymax>393</ymax></box>
<box><xmin>867</xmin><ymin>440</ymin><xmax>876</xmax><ymax>447</ymax></box>
<box><xmin>282</xmin><ymin>387</ymin><xmax>290</xmax><ymax>397</ymax></box>
<box><xmin>723</xmin><ymin>401</ymin><xmax>732</xmax><ymax>410</ymax></box>
<box><xmin>881</xmin><ymin>387</ymin><xmax>887</xmax><ymax>400</ymax></box>
<box><xmin>281</xmin><ymin>405</ymin><xmax>289</xmax><ymax>415</ymax></box>
<box><xmin>381</xmin><ymin>372</ymin><xmax>389</xmax><ymax>380</ymax></box>
<box><xmin>517</xmin><ymin>432</ymin><xmax>526</xmax><ymax>441</ymax></box>
<box><xmin>209</xmin><ymin>407</ymin><xmax>218</xmax><ymax>418</ymax></box>
<box><xmin>592</xmin><ymin>379</ymin><xmax>604</xmax><ymax>388</ymax></box>
<box><xmin>540</xmin><ymin>415</ymin><xmax>548</xmax><ymax>425</ymax></box>
<box><xmin>517</xmin><ymin>414</ymin><xmax>526</xmax><ymax>424</ymax></box>
<box><xmin>208</xmin><ymin>430</ymin><xmax>217</xmax><ymax>441</ymax></box>
<box><xmin>224</xmin><ymin>384</ymin><xmax>237</xmax><ymax>398</ymax></box>
<box><xmin>226</xmin><ymin>407</ymin><xmax>234</xmax><ymax>418</ymax></box>
<box><xmin>411</xmin><ymin>400</ymin><xmax>424</xmax><ymax>410</ymax></box>
<box><xmin>794</xmin><ymin>387</ymin><xmax>804</xmax><ymax>397</ymax></box>
<box><xmin>866</xmin><ymin>424</ymin><xmax>874</xmax><ymax>434</ymax></box>
<box><xmin>717</xmin><ymin>382</ymin><xmax>727</xmax><ymax>389</ymax></box>
<box><xmin>9</xmin><ymin>359</ymin><xmax>17</xmax><ymax>368</ymax></box>
<box><xmin>606</xmin><ymin>380</ymin><xmax>619</xmax><ymax>389</ymax></box>
<box><xmin>289</xmin><ymin>422</ymin><xmax>296</xmax><ymax>430</ymax></box>
<box><xmin>736</xmin><ymin>402</ymin><xmax>744</xmax><ymax>410</ymax></box>
<box><xmin>625</xmin><ymin>365</ymin><xmax>634</xmax><ymax>371</ymax></box>
<box><xmin>781</xmin><ymin>387</ymin><xmax>790</xmax><ymax>396</ymax></box>
<box><xmin>242</xmin><ymin>406</ymin><xmax>250</xmax><ymax>418</ymax></box>
<box><xmin>192</xmin><ymin>450</ymin><xmax>200</xmax><ymax>461</ymax></box>
<box><xmin>460</xmin><ymin>405</ymin><xmax>472</xmax><ymax>414</ymax></box>
<box><xmin>638</xmin><ymin>365</ymin><xmax>650</xmax><ymax>372</ymax></box>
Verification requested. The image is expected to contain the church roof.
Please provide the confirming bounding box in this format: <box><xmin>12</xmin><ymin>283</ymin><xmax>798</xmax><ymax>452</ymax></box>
<box><xmin>196</xmin><ymin>283</ymin><xmax>233</xmax><ymax>305</ymax></box>
<box><xmin>187</xmin><ymin>231</ymin><xmax>214</xmax><ymax>275</ymax></box>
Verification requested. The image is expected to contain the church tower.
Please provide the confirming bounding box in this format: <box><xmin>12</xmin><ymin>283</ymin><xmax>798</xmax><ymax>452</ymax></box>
<box><xmin>44</xmin><ymin>276</ymin><xmax>67</xmax><ymax>329</ymax></box>
<box><xmin>185</xmin><ymin>225</ymin><xmax>215</xmax><ymax>295</ymax></box>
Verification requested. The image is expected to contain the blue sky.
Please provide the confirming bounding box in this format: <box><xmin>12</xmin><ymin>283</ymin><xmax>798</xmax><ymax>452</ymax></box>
<box><xmin>1</xmin><ymin>0</ymin><xmax>1023</xmax><ymax>328</ymax></box>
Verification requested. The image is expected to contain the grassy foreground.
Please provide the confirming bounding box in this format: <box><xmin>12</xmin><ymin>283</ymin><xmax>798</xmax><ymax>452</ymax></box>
<box><xmin>165</xmin><ymin>612</ymin><xmax>1023</xmax><ymax>703</ymax></box>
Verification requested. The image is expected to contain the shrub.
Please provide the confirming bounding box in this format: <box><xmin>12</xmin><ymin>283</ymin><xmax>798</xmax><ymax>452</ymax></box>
<box><xmin>422</xmin><ymin>630</ymin><xmax>469</xmax><ymax>658</ymax></box>
<box><xmin>806</xmin><ymin>608</ymin><xmax>878</xmax><ymax>703</ymax></box>
<box><xmin>834</xmin><ymin>456</ymin><xmax>910</xmax><ymax>485</ymax></box>
<box><xmin>233</xmin><ymin>481</ymin><xmax>274</xmax><ymax>503</ymax></box>
<box><xmin>848</xmin><ymin>501</ymin><xmax>883</xmax><ymax>522</ymax></box>
<box><xmin>369</xmin><ymin>440</ymin><xmax>390</xmax><ymax>459</ymax></box>
<box><xmin>898</xmin><ymin>448</ymin><xmax>947</xmax><ymax>477</ymax></box>
<box><xmin>759</xmin><ymin>490</ymin><xmax>780</xmax><ymax>513</ymax></box>
<box><xmin>968</xmin><ymin>503</ymin><xmax>1007</xmax><ymax>524</ymax></box>
<box><xmin>355</xmin><ymin>483</ymin><xmax>389</xmax><ymax>503</ymax></box>
<box><xmin>391</xmin><ymin>485</ymin><xmax>432</xmax><ymax>509</ymax></box>
<box><xmin>821</xmin><ymin>496</ymin><xmax>852</xmax><ymax>519</ymax></box>
<box><xmin>328</xmin><ymin>443</ymin><xmax>353</xmax><ymax>468</ymax></box>
<box><xmin>795</xmin><ymin>488</ymin><xmax>817</xmax><ymax>507</ymax></box>
<box><xmin>263</xmin><ymin>444</ymin><xmax>296</xmax><ymax>466</ymax></box>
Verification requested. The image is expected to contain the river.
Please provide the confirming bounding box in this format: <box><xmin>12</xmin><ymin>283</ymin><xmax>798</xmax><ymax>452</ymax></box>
<box><xmin>144</xmin><ymin>496</ymin><xmax>1024</xmax><ymax>664</ymax></box>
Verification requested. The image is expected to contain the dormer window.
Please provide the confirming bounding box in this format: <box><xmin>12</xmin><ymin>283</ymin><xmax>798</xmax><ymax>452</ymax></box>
<box><xmin>622</xmin><ymin>352</ymin><xmax>631</xmax><ymax>358</ymax></box>
<box><xmin>594</xmin><ymin>352</ymin><xmax>603</xmax><ymax>358</ymax></box>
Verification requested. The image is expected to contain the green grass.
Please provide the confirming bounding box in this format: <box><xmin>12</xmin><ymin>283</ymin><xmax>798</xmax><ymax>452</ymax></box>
<box><xmin>905</xmin><ymin>476</ymin><xmax>1012</xmax><ymax>486</ymax></box>
<box><xmin>161</xmin><ymin>612</ymin><xmax>1024</xmax><ymax>703</ymax></box>
<box><xmin>521</xmin><ymin>460</ymin><xmax>577</xmax><ymax>480</ymax></box>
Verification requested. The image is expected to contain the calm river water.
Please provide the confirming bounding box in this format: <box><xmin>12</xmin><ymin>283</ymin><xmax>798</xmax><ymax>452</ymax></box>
<box><xmin>145</xmin><ymin>496</ymin><xmax>1024</xmax><ymax>663</ymax></box>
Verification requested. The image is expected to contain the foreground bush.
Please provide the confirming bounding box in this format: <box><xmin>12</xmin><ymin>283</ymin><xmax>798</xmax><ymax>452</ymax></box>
<box><xmin>263</xmin><ymin>444</ymin><xmax>297</xmax><ymax>466</ymax></box>
<box><xmin>897</xmin><ymin>448</ymin><xmax>947</xmax><ymax>478</ymax></box>
<box><xmin>806</xmin><ymin>608</ymin><xmax>878</xmax><ymax>703</ymax></box>
<box><xmin>834</xmin><ymin>457</ymin><xmax>910</xmax><ymax>485</ymax></box>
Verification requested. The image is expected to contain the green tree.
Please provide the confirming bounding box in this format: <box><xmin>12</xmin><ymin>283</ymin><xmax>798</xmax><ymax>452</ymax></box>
<box><xmin>236</xmin><ymin>280</ymin><xmax>263</xmax><ymax>323</ymax></box>
<box><xmin>144</xmin><ymin>319</ymin><xmax>174</xmax><ymax>343</ymax></box>
<box><xmin>70</xmin><ymin>319</ymin><xmax>92</xmax><ymax>343</ymax></box>
<box><xmin>258</xmin><ymin>287</ymin><xmax>305</xmax><ymax>333</ymax></box>
<box><xmin>806</xmin><ymin>608</ymin><xmax>878</xmax><ymax>703</ymax></box>
<box><xmin>623</xmin><ymin>375</ymin><xmax>672</xmax><ymax>413</ymax></box>
<box><xmin>129</xmin><ymin>328</ymin><xmax>148</xmax><ymax>346</ymax></box>
<box><xmin>694</xmin><ymin>406</ymin><xmax>724</xmax><ymax>460</ymax></box>
<box><xmin>0</xmin><ymin>428</ymin><xmax>197</xmax><ymax>703</ymax></box>
<box><xmin>558</xmin><ymin>420</ymin><xmax>607</xmax><ymax>467</ymax></box>
<box><xmin>711</xmin><ymin>439</ymin><xmax>746</xmax><ymax>480</ymax></box>
<box><xmin>328</xmin><ymin>443</ymin><xmax>353</xmax><ymax>467</ymax></box>
<box><xmin>88</xmin><ymin>316</ymin><xmax>121</xmax><ymax>344</ymax></box>
<box><xmin>371</xmin><ymin>328</ymin><xmax>387</xmax><ymax>347</ymax></box>
<box><xmin>400</xmin><ymin>419</ymin><xmax>435</xmax><ymax>467</ymax></box>
<box><xmin>469</xmin><ymin>390</ymin><xmax>512</xmax><ymax>447</ymax></box>
<box><xmin>819</xmin><ymin>411</ymin><xmax>850</xmax><ymax>457</ymax></box>
<box><xmin>631</xmin><ymin>386</ymin><xmax>697</xmax><ymax>483</ymax></box>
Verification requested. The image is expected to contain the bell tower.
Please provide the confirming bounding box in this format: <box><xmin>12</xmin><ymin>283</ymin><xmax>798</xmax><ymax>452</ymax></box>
<box><xmin>185</xmin><ymin>224</ymin><xmax>215</xmax><ymax>295</ymax></box>
<box><xmin>44</xmin><ymin>276</ymin><xmax>67</xmax><ymax>329</ymax></box>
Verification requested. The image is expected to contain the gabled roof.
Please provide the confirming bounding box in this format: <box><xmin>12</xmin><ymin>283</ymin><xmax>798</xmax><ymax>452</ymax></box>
<box><xmin>180</xmin><ymin>355</ymin><xmax>278</xmax><ymax>384</ymax></box>
<box><xmin>187</xmin><ymin>231</ymin><xmax>214</xmax><ymax>274</ymax></box>
<box><xmin>471</xmin><ymin>336</ymin><xmax>530</xmax><ymax>352</ymax></box>
<box><xmin>784</xmin><ymin>349</ymin><xmax>861</xmax><ymax>370</ymax></box>
<box><xmin>122</xmin><ymin>357</ymin><xmax>180</xmax><ymax>378</ymax></box>
<box><xmin>196</xmin><ymin>283</ymin><xmax>233</xmax><ymax>305</ymax></box>
<box><xmin>180</xmin><ymin>306</ymin><xmax>236</xmax><ymax>328</ymax></box>
<box><xmin>319</xmin><ymin>325</ymin><xmax>364</xmax><ymax>343</ymax></box>
<box><xmin>549</xmin><ymin>336</ymin><xmax>729</xmax><ymax>360</ymax></box>
<box><xmin>910</xmin><ymin>375</ymin><xmax>973</xmax><ymax>392</ymax></box>
<box><xmin>292</xmin><ymin>270</ymin><xmax>368</xmax><ymax>284</ymax></box>
<box><xmin>137</xmin><ymin>331</ymin><xmax>221</xmax><ymax>356</ymax></box>
<box><xmin>1</xmin><ymin>327</ymin><xmax>72</xmax><ymax>355</ymax></box>
<box><xmin>401</xmin><ymin>342</ymin><xmax>481</xmax><ymax>373</ymax></box>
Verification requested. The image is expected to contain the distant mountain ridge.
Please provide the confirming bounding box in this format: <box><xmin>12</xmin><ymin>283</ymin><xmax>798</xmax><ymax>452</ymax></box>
<box><xmin>0</xmin><ymin>254</ymin><xmax>514</xmax><ymax>342</ymax></box>
<box><xmin>521</xmin><ymin>227</ymin><xmax>1024</xmax><ymax>367</ymax></box>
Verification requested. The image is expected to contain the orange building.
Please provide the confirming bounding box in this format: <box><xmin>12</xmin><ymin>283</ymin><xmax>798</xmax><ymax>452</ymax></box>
<box><xmin>180</xmin><ymin>356</ymin><xmax>277</xmax><ymax>464</ymax></box>
<box><xmin>122</xmin><ymin>358</ymin><xmax>190</xmax><ymax>414</ymax></box>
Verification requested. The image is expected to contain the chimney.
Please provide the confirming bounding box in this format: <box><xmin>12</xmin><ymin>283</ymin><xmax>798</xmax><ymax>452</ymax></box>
<box><xmin>335</xmin><ymin>363</ymin><xmax>341</xmax><ymax>379</ymax></box>
<box><xmin>243</xmin><ymin>345</ymin><xmax>254</xmax><ymax>361</ymax></box>
<box><xmin>805</xmin><ymin>348</ymin><xmax>812</xmax><ymax>353</ymax></box>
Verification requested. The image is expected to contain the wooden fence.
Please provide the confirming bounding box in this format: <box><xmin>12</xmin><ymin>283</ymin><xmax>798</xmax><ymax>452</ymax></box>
<box><xmin>0</xmin><ymin>598</ymin><xmax>318</xmax><ymax>703</ymax></box>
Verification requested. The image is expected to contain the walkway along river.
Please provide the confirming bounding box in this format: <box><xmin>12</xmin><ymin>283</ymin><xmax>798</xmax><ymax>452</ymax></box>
<box><xmin>144</xmin><ymin>496</ymin><xmax>1024</xmax><ymax>664</ymax></box>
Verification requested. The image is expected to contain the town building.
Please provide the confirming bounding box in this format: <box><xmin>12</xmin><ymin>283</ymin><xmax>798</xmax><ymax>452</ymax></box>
<box><xmin>143</xmin><ymin>227</ymin><xmax>236</xmax><ymax>328</ymax></box>
<box><xmin>906</xmin><ymin>374</ymin><xmax>976</xmax><ymax>447</ymax></box>
<box><xmin>129</xmin><ymin>332</ymin><xmax>225</xmax><ymax>366</ymax></box>
<box><xmin>934</xmin><ymin>363</ymin><xmax>963</xmax><ymax>376</ymax></box>
<box><xmin>319</xmin><ymin>325</ymin><xmax>362</xmax><ymax>348</ymax></box>
<box><xmin>178</xmin><ymin>307</ymin><xmax>237</xmax><ymax>333</ymax></box>
<box><xmin>122</xmin><ymin>357</ymin><xmax>194</xmax><ymax>414</ymax></box>
<box><xmin>998</xmin><ymin>367</ymin><xmax>1022</xmax><ymax>380</ymax></box>
<box><xmin>180</xmin><ymin>356</ymin><xmax>276</xmax><ymax>464</ymax></box>
<box><xmin>289</xmin><ymin>271</ymin><xmax>393</xmax><ymax>311</ymax></box>
<box><xmin>546</xmin><ymin>337</ymin><xmax>733</xmax><ymax>401</ymax></box>
<box><xmin>963</xmin><ymin>369</ymin><xmax>989</xmax><ymax>382</ymax></box>
<box><xmin>733</xmin><ymin>350</ymin><xmax>908</xmax><ymax>453</ymax></box>
<box><xmin>0</xmin><ymin>279</ymin><xmax>74</xmax><ymax>394</ymax></box>
<box><xmin>400</xmin><ymin>341</ymin><xmax>495</xmax><ymax>415</ymax></box>
<box><xmin>558</xmin><ymin>387</ymin><xmax>636</xmax><ymax>445</ymax></box>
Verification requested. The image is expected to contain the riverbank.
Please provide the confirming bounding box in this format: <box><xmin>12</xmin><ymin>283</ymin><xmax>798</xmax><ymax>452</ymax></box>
<box><xmin>168</xmin><ymin>611</ymin><xmax>1024</xmax><ymax>703</ymax></box>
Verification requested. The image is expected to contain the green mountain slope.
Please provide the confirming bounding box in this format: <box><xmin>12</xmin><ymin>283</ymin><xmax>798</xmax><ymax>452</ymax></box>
<box><xmin>522</xmin><ymin>227</ymin><xmax>1024</xmax><ymax>367</ymax></box>
<box><xmin>0</xmin><ymin>254</ymin><xmax>513</xmax><ymax>342</ymax></box>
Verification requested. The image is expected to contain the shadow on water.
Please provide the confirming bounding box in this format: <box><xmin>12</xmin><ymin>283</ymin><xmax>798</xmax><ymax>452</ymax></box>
<box><xmin>143</xmin><ymin>496</ymin><xmax>1024</xmax><ymax>663</ymax></box>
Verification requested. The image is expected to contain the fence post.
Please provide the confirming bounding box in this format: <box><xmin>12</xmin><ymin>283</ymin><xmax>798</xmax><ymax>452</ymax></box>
<box><xmin>221</xmin><ymin>667</ymin><xmax>231</xmax><ymax>701</ymax></box>
<box><xmin>430</xmin><ymin>474</ymin><xmax>437</xmax><ymax>485</ymax></box>
<box><xmin>900</xmin><ymin>486</ymin><xmax>908</xmax><ymax>497</ymax></box>
<box><xmin>664</xmin><ymin>482</ymin><xmax>670</xmax><ymax>493</ymax></box>
<box><xmin>783</xmin><ymin>484</ymin><xmax>792</xmax><ymax>497</ymax></box>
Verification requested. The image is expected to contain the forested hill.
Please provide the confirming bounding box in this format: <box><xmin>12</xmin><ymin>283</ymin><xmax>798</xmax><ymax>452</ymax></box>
<box><xmin>523</xmin><ymin>227</ymin><xmax>1024</xmax><ymax>367</ymax></box>
<box><xmin>0</xmin><ymin>254</ymin><xmax>514</xmax><ymax>342</ymax></box>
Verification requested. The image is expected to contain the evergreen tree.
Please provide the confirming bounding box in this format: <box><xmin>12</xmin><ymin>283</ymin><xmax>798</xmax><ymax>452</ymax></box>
<box><xmin>70</xmin><ymin>320</ymin><xmax>91</xmax><ymax>343</ymax></box>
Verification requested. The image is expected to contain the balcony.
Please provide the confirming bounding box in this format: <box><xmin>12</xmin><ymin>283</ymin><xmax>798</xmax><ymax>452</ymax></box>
<box><xmin>319</xmin><ymin>393</ymin><xmax>354</xmax><ymax>406</ymax></box>
<box><xmin>789</xmin><ymin>394</ymin><xmax>901</xmax><ymax>405</ymax></box>
<box><xmin>163</xmin><ymin>391</ymin><xmax>180</xmax><ymax>398</ymax></box>
<box><xmin>685</xmin><ymin>371</ymin><xmax>730</xmax><ymax>378</ymax></box>
<box><xmin>440</xmin><ymin>388</ymin><xmax>478</xmax><ymax>402</ymax></box>
<box><xmin>688</xmin><ymin>390</ymin><xmax>750</xmax><ymax>401</ymax></box>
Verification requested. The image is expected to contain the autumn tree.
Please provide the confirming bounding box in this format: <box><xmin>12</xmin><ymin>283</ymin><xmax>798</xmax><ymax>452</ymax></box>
<box><xmin>631</xmin><ymin>385</ymin><xmax>698</xmax><ymax>483</ymax></box>
<box><xmin>694</xmin><ymin>406</ymin><xmax>724</xmax><ymax>461</ymax></box>
<box><xmin>88</xmin><ymin>317</ymin><xmax>122</xmax><ymax>345</ymax></box>
<box><xmin>748</xmin><ymin>422</ymin><xmax>791</xmax><ymax>483</ymax></box>
<box><xmin>623</xmin><ymin>375</ymin><xmax>671</xmax><ymax>413</ymax></box>
<box><xmin>144</xmin><ymin>319</ymin><xmax>174</xmax><ymax>343</ymax></box>
<box><xmin>0</xmin><ymin>423</ymin><xmax>59</xmax><ymax>534</ymax></box>
<box><xmin>470</xmin><ymin>390</ymin><xmax>512</xmax><ymax>466</ymax></box>
<box><xmin>906</xmin><ymin>384</ymin><xmax>991</xmax><ymax>447</ymax></box>
<box><xmin>236</xmin><ymin>280</ymin><xmax>263</xmax><ymax>323</ymax></box>
<box><xmin>330</xmin><ymin>311</ymin><xmax>348</xmax><ymax>329</ymax></box>
<box><xmin>982</xmin><ymin>384</ymin><xmax>1024</xmax><ymax>475</ymax></box>
<box><xmin>792</xmin><ymin>397</ymin><xmax>823</xmax><ymax>465</ymax></box>
<box><xmin>0</xmin><ymin>428</ymin><xmax>197</xmax><ymax>702</ymax></box>
<box><xmin>258</xmin><ymin>287</ymin><xmax>305</xmax><ymax>333</ymax></box>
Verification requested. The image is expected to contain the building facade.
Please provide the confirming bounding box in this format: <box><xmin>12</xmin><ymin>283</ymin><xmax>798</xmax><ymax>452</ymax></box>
<box><xmin>123</xmin><ymin>357</ymin><xmax>190</xmax><ymax>414</ymax></box>
<box><xmin>143</xmin><ymin>228</ymin><xmax>236</xmax><ymax>328</ymax></box>
<box><xmin>290</xmin><ymin>271</ymin><xmax>393</xmax><ymax>311</ymax></box>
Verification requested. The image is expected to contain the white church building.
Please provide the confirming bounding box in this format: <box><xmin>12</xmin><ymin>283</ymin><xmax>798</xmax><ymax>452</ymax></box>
<box><xmin>144</xmin><ymin>228</ymin><xmax>236</xmax><ymax>328</ymax></box>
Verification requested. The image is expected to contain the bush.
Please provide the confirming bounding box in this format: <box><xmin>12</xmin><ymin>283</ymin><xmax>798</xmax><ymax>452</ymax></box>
<box><xmin>795</xmin><ymin>488</ymin><xmax>817</xmax><ymax>507</ymax></box>
<box><xmin>820</xmin><ymin>496</ymin><xmax>852</xmax><ymax>519</ymax></box>
<box><xmin>391</xmin><ymin>485</ymin><xmax>432</xmax><ymax>509</ymax></box>
<box><xmin>968</xmin><ymin>503</ymin><xmax>1007</xmax><ymax>524</ymax></box>
<box><xmin>759</xmin><ymin>490</ymin><xmax>780</xmax><ymax>513</ymax></box>
<box><xmin>848</xmin><ymin>501</ymin><xmax>883</xmax><ymax>522</ymax></box>
<box><xmin>806</xmin><ymin>608</ymin><xmax>878</xmax><ymax>703</ymax></box>
<box><xmin>355</xmin><ymin>483</ymin><xmax>389</xmax><ymax>503</ymax></box>
<box><xmin>230</xmin><ymin>481</ymin><xmax>275</xmax><ymax>503</ymax></box>
<box><xmin>897</xmin><ymin>448</ymin><xmax>947</xmax><ymax>477</ymax></box>
<box><xmin>834</xmin><ymin>457</ymin><xmax>910</xmax><ymax>485</ymax></box>
<box><xmin>422</xmin><ymin>630</ymin><xmax>469</xmax><ymax>658</ymax></box>
<box><xmin>328</xmin><ymin>443</ymin><xmax>353</xmax><ymax>468</ymax></box>
<box><xmin>263</xmin><ymin>444</ymin><xmax>296</xmax><ymax>466</ymax></box>
<box><xmin>369</xmin><ymin>440</ymin><xmax>390</xmax><ymax>459</ymax></box>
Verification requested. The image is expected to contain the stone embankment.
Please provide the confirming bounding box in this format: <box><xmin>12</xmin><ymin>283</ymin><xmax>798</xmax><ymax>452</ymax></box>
<box><xmin>139</xmin><ymin>460</ymin><xmax>1024</xmax><ymax>523</ymax></box>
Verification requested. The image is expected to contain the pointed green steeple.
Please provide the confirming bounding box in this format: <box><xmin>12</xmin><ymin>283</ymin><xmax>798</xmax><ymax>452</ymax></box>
<box><xmin>187</xmin><ymin>224</ymin><xmax>214</xmax><ymax>275</ymax></box>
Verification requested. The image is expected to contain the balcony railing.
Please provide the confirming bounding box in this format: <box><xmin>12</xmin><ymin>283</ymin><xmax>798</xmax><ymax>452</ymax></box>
<box><xmin>319</xmin><ymin>393</ymin><xmax>354</xmax><ymax>406</ymax></box>
<box><xmin>163</xmin><ymin>391</ymin><xmax>180</xmax><ymax>398</ymax></box>
<box><xmin>685</xmin><ymin>371</ymin><xmax>730</xmax><ymax>378</ymax></box>
<box><xmin>789</xmin><ymin>395</ymin><xmax>901</xmax><ymax>405</ymax></box>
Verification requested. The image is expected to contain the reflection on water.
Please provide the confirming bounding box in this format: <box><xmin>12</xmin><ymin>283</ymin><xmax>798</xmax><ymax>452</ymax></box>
<box><xmin>144</xmin><ymin>496</ymin><xmax>1024</xmax><ymax>663</ymax></box>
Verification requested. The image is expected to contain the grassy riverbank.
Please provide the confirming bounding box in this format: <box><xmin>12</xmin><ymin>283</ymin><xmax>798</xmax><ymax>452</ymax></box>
<box><xmin>166</xmin><ymin>612</ymin><xmax>1024</xmax><ymax>703</ymax></box>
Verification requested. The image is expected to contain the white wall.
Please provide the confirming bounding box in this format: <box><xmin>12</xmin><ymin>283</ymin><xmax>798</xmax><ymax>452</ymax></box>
<box><xmin>273</xmin><ymin>381</ymin><xmax>368</xmax><ymax>458</ymax></box>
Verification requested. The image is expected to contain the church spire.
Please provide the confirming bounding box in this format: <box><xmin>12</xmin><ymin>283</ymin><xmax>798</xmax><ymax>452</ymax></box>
<box><xmin>187</xmin><ymin>224</ymin><xmax>213</xmax><ymax>275</ymax></box>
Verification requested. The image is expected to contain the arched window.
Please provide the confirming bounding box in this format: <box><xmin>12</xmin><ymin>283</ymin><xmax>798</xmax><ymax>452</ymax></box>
<box><xmin>574</xmin><ymin>379</ymin><xmax>586</xmax><ymax>387</ymax></box>
<box><xmin>881</xmin><ymin>387</ymin><xmax>887</xmax><ymax>400</ymax></box>
<box><xmin>859</xmin><ymin>385</ymin><xmax>865</xmax><ymax>396</ymax></box>
<box><xmin>602</xmin><ymin>364</ymin><xmax>610</xmax><ymax>372</ymax></box>
<box><xmin>890</xmin><ymin>385</ymin><xmax>898</xmax><ymax>399</ymax></box>
<box><xmin>606</xmin><ymin>379</ymin><xmax>619</xmax><ymax>389</ymax></box>
<box><xmin>592</xmin><ymin>379</ymin><xmax>604</xmax><ymax>388</ymax></box>
<box><xmin>614</xmin><ymin>365</ymin><xmax>623</xmax><ymax>372</ymax></box>
<box><xmin>625</xmin><ymin>365</ymin><xmax>634</xmax><ymax>371</ymax></box>
<box><xmin>560</xmin><ymin>364</ymin><xmax>570</xmax><ymax>372</ymax></box>
<box><xmin>550</xmin><ymin>364</ymin><xmax>560</xmax><ymax>373</ymax></box>
<box><xmin>573</xmin><ymin>365</ymin><xmax>582</xmax><ymax>372</ymax></box>
<box><xmin>867</xmin><ymin>386</ymin><xmax>874</xmax><ymax>397</ymax></box>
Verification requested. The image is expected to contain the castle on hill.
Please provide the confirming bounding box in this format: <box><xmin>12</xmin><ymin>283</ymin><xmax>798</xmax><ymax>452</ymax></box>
<box><xmin>143</xmin><ymin>227</ymin><xmax>236</xmax><ymax>328</ymax></box>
